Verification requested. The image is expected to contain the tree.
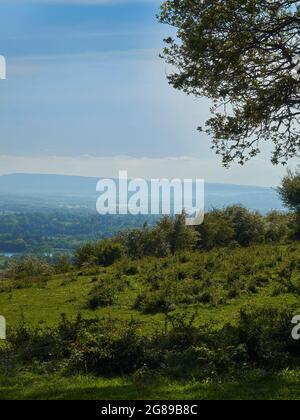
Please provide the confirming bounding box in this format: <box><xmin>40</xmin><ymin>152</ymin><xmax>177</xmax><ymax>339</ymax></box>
<box><xmin>118</xmin><ymin>214</ymin><xmax>198</xmax><ymax>257</ymax></box>
<box><xmin>277</xmin><ymin>167</ymin><xmax>300</xmax><ymax>238</ymax></box>
<box><xmin>197</xmin><ymin>209</ymin><xmax>236</xmax><ymax>249</ymax></box>
<box><xmin>54</xmin><ymin>255</ymin><xmax>71</xmax><ymax>274</ymax></box>
<box><xmin>94</xmin><ymin>240</ymin><xmax>124</xmax><ymax>267</ymax></box>
<box><xmin>5</xmin><ymin>256</ymin><xmax>53</xmax><ymax>279</ymax></box>
<box><xmin>277</xmin><ymin>167</ymin><xmax>300</xmax><ymax>211</ymax></box>
<box><xmin>73</xmin><ymin>243</ymin><xmax>95</xmax><ymax>267</ymax></box>
<box><xmin>159</xmin><ymin>0</ymin><xmax>300</xmax><ymax>166</ymax></box>
<box><xmin>156</xmin><ymin>213</ymin><xmax>199</xmax><ymax>253</ymax></box>
<box><xmin>74</xmin><ymin>240</ymin><xmax>124</xmax><ymax>268</ymax></box>
<box><xmin>264</xmin><ymin>210</ymin><xmax>291</xmax><ymax>242</ymax></box>
<box><xmin>224</xmin><ymin>205</ymin><xmax>265</xmax><ymax>246</ymax></box>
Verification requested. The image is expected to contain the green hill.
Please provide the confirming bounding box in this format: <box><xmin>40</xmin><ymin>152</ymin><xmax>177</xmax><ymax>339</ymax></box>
<box><xmin>1</xmin><ymin>242</ymin><xmax>300</xmax><ymax>400</ymax></box>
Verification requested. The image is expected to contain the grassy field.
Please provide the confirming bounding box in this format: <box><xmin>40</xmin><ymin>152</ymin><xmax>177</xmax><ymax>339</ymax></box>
<box><xmin>1</xmin><ymin>243</ymin><xmax>300</xmax><ymax>400</ymax></box>
<box><xmin>1</xmin><ymin>371</ymin><xmax>300</xmax><ymax>400</ymax></box>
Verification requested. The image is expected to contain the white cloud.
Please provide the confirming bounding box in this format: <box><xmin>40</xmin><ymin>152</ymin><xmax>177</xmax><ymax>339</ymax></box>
<box><xmin>0</xmin><ymin>154</ymin><xmax>295</xmax><ymax>187</ymax></box>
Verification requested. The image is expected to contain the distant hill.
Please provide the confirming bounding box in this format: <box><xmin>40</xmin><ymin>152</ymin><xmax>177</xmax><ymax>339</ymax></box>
<box><xmin>0</xmin><ymin>173</ymin><xmax>284</xmax><ymax>214</ymax></box>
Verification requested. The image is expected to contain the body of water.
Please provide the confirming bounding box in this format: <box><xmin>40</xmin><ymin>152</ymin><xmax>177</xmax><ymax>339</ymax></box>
<box><xmin>1</xmin><ymin>252</ymin><xmax>17</xmax><ymax>258</ymax></box>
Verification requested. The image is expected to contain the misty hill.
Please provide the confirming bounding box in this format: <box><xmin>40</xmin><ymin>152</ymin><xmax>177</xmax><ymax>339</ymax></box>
<box><xmin>0</xmin><ymin>173</ymin><xmax>284</xmax><ymax>214</ymax></box>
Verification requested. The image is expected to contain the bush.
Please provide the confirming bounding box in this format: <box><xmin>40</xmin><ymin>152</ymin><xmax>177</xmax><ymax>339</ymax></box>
<box><xmin>54</xmin><ymin>255</ymin><xmax>72</xmax><ymax>274</ymax></box>
<box><xmin>223</xmin><ymin>206</ymin><xmax>265</xmax><ymax>246</ymax></box>
<box><xmin>197</xmin><ymin>206</ymin><xmax>286</xmax><ymax>249</ymax></box>
<box><xmin>74</xmin><ymin>240</ymin><xmax>124</xmax><ymax>268</ymax></box>
<box><xmin>8</xmin><ymin>323</ymin><xmax>58</xmax><ymax>363</ymax></box>
<box><xmin>134</xmin><ymin>289</ymin><xmax>171</xmax><ymax>314</ymax></box>
<box><xmin>94</xmin><ymin>240</ymin><xmax>125</xmax><ymax>267</ymax></box>
<box><xmin>73</xmin><ymin>243</ymin><xmax>95</xmax><ymax>268</ymax></box>
<box><xmin>5</xmin><ymin>256</ymin><xmax>54</xmax><ymax>279</ymax></box>
<box><xmin>197</xmin><ymin>210</ymin><xmax>235</xmax><ymax>250</ymax></box>
<box><xmin>115</xmin><ymin>258</ymin><xmax>139</xmax><ymax>276</ymax></box>
<box><xmin>237</xmin><ymin>304</ymin><xmax>300</xmax><ymax>369</ymax></box>
<box><xmin>87</xmin><ymin>275</ymin><xmax>127</xmax><ymax>309</ymax></box>
<box><xmin>7</xmin><ymin>315</ymin><xmax>151</xmax><ymax>375</ymax></box>
<box><xmin>264</xmin><ymin>211</ymin><xmax>291</xmax><ymax>243</ymax></box>
<box><xmin>118</xmin><ymin>214</ymin><xmax>199</xmax><ymax>259</ymax></box>
<box><xmin>88</xmin><ymin>283</ymin><xmax>116</xmax><ymax>309</ymax></box>
<box><xmin>69</xmin><ymin>319</ymin><xmax>149</xmax><ymax>375</ymax></box>
<box><xmin>4</xmin><ymin>306</ymin><xmax>300</xmax><ymax>379</ymax></box>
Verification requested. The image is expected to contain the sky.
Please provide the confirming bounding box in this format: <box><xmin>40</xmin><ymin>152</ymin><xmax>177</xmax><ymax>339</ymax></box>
<box><xmin>0</xmin><ymin>0</ymin><xmax>296</xmax><ymax>186</ymax></box>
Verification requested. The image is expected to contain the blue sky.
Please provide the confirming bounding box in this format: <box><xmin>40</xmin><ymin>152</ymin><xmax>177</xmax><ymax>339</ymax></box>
<box><xmin>0</xmin><ymin>0</ymin><xmax>295</xmax><ymax>186</ymax></box>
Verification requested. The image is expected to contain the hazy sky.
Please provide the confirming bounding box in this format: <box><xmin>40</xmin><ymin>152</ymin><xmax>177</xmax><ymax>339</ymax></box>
<box><xmin>0</xmin><ymin>0</ymin><xmax>296</xmax><ymax>186</ymax></box>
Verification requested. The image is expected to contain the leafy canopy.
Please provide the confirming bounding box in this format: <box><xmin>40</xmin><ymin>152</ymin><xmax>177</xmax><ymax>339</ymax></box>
<box><xmin>278</xmin><ymin>167</ymin><xmax>300</xmax><ymax>210</ymax></box>
<box><xmin>159</xmin><ymin>0</ymin><xmax>300</xmax><ymax>166</ymax></box>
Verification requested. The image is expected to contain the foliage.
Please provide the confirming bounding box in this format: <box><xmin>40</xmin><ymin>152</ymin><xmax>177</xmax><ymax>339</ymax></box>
<box><xmin>1</xmin><ymin>201</ymin><xmax>300</xmax><ymax>398</ymax></box>
<box><xmin>118</xmin><ymin>213</ymin><xmax>199</xmax><ymax>258</ymax></box>
<box><xmin>278</xmin><ymin>168</ymin><xmax>300</xmax><ymax>212</ymax></box>
<box><xmin>54</xmin><ymin>255</ymin><xmax>72</xmax><ymax>274</ymax></box>
<box><xmin>87</xmin><ymin>275</ymin><xmax>127</xmax><ymax>309</ymax></box>
<box><xmin>264</xmin><ymin>211</ymin><xmax>292</xmax><ymax>243</ymax></box>
<box><xmin>4</xmin><ymin>302</ymin><xmax>300</xmax><ymax>379</ymax></box>
<box><xmin>4</xmin><ymin>256</ymin><xmax>54</xmax><ymax>279</ymax></box>
<box><xmin>132</xmin><ymin>244</ymin><xmax>300</xmax><ymax>314</ymax></box>
<box><xmin>74</xmin><ymin>240</ymin><xmax>124</xmax><ymax>268</ymax></box>
<box><xmin>0</xmin><ymin>211</ymin><xmax>157</xmax><ymax>255</ymax></box>
<box><xmin>159</xmin><ymin>0</ymin><xmax>300</xmax><ymax>166</ymax></box>
<box><xmin>278</xmin><ymin>168</ymin><xmax>300</xmax><ymax>238</ymax></box>
<box><xmin>198</xmin><ymin>206</ymin><xmax>268</xmax><ymax>249</ymax></box>
<box><xmin>238</xmin><ymin>305</ymin><xmax>300</xmax><ymax>369</ymax></box>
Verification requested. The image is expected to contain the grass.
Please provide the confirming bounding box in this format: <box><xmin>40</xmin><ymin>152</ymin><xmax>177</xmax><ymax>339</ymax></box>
<box><xmin>0</xmin><ymin>272</ymin><xmax>165</xmax><ymax>333</ymax></box>
<box><xmin>1</xmin><ymin>243</ymin><xmax>300</xmax><ymax>400</ymax></box>
<box><xmin>1</xmin><ymin>371</ymin><xmax>300</xmax><ymax>400</ymax></box>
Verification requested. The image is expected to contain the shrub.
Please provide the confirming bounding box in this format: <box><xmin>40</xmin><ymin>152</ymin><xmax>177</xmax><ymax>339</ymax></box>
<box><xmin>224</xmin><ymin>206</ymin><xmax>265</xmax><ymax>246</ymax></box>
<box><xmin>68</xmin><ymin>319</ymin><xmax>149</xmax><ymax>375</ymax></box>
<box><xmin>237</xmin><ymin>304</ymin><xmax>300</xmax><ymax>369</ymax></box>
<box><xmin>5</xmin><ymin>256</ymin><xmax>54</xmax><ymax>279</ymax></box>
<box><xmin>114</xmin><ymin>258</ymin><xmax>139</xmax><ymax>276</ymax></box>
<box><xmin>74</xmin><ymin>240</ymin><xmax>124</xmax><ymax>268</ymax></box>
<box><xmin>118</xmin><ymin>214</ymin><xmax>199</xmax><ymax>259</ymax></box>
<box><xmin>73</xmin><ymin>243</ymin><xmax>95</xmax><ymax>267</ymax></box>
<box><xmin>264</xmin><ymin>211</ymin><xmax>291</xmax><ymax>243</ymax></box>
<box><xmin>7</xmin><ymin>315</ymin><xmax>151</xmax><ymax>375</ymax></box>
<box><xmin>277</xmin><ymin>168</ymin><xmax>300</xmax><ymax>238</ymax></box>
<box><xmin>134</xmin><ymin>290</ymin><xmax>171</xmax><ymax>314</ymax></box>
<box><xmin>61</xmin><ymin>273</ymin><xmax>77</xmax><ymax>286</ymax></box>
<box><xmin>8</xmin><ymin>323</ymin><xmax>58</xmax><ymax>363</ymax></box>
<box><xmin>4</xmin><ymin>306</ymin><xmax>300</xmax><ymax>379</ymax></box>
<box><xmin>197</xmin><ymin>210</ymin><xmax>235</xmax><ymax>250</ymax></box>
<box><xmin>87</xmin><ymin>275</ymin><xmax>127</xmax><ymax>309</ymax></box>
<box><xmin>54</xmin><ymin>255</ymin><xmax>72</xmax><ymax>274</ymax></box>
<box><xmin>94</xmin><ymin>240</ymin><xmax>124</xmax><ymax>267</ymax></box>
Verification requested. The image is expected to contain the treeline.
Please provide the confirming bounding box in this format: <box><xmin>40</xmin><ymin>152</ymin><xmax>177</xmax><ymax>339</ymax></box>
<box><xmin>1</xmin><ymin>205</ymin><xmax>297</xmax><ymax>279</ymax></box>
<box><xmin>198</xmin><ymin>206</ymin><xmax>293</xmax><ymax>249</ymax></box>
<box><xmin>0</xmin><ymin>212</ymin><xmax>157</xmax><ymax>254</ymax></box>
<box><xmin>73</xmin><ymin>206</ymin><xmax>296</xmax><ymax>268</ymax></box>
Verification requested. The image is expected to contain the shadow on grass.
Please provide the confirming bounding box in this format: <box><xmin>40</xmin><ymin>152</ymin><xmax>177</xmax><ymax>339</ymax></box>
<box><xmin>0</xmin><ymin>373</ymin><xmax>300</xmax><ymax>400</ymax></box>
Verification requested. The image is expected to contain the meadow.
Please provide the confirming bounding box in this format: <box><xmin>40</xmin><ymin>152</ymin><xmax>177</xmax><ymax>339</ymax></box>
<box><xmin>1</xmin><ymin>237</ymin><xmax>300</xmax><ymax>400</ymax></box>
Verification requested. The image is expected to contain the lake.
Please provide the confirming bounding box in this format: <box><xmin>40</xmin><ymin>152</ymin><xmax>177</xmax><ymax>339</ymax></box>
<box><xmin>1</xmin><ymin>253</ymin><xmax>17</xmax><ymax>258</ymax></box>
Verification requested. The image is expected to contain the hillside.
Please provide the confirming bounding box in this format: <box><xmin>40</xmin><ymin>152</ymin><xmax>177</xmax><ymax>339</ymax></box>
<box><xmin>0</xmin><ymin>173</ymin><xmax>283</xmax><ymax>214</ymax></box>
<box><xmin>1</xmin><ymin>242</ymin><xmax>300</xmax><ymax>400</ymax></box>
